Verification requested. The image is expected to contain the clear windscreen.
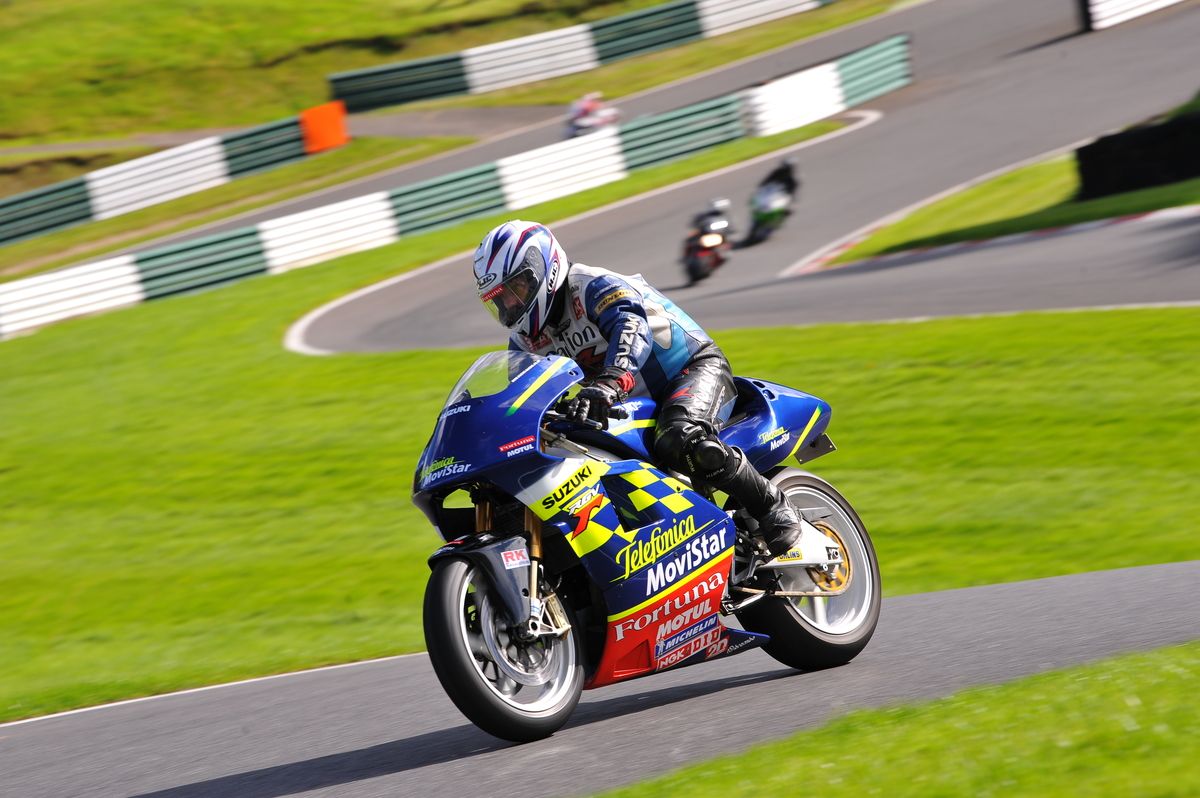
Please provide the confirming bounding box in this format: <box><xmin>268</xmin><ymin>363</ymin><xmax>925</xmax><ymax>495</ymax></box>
<box><xmin>443</xmin><ymin>350</ymin><xmax>546</xmax><ymax>408</ymax></box>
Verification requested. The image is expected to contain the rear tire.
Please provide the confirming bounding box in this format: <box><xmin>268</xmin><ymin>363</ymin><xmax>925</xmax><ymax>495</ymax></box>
<box><xmin>735</xmin><ymin>471</ymin><xmax>881</xmax><ymax>670</ymax></box>
<box><xmin>744</xmin><ymin>221</ymin><xmax>765</xmax><ymax>246</ymax></box>
<box><xmin>424</xmin><ymin>558</ymin><xmax>584</xmax><ymax>742</ymax></box>
<box><xmin>686</xmin><ymin>254</ymin><xmax>712</xmax><ymax>284</ymax></box>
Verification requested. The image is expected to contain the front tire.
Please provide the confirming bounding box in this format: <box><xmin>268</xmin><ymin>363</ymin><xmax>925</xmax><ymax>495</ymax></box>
<box><xmin>736</xmin><ymin>471</ymin><xmax>881</xmax><ymax>670</ymax></box>
<box><xmin>424</xmin><ymin>558</ymin><xmax>584</xmax><ymax>742</ymax></box>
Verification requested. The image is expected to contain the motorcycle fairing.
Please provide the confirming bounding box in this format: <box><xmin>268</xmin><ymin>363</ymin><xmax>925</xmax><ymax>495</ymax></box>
<box><xmin>592</xmin><ymin>554</ymin><xmax>767</xmax><ymax>687</ymax></box>
<box><xmin>562</xmin><ymin>379</ymin><xmax>830</xmax><ymax>472</ymax></box>
<box><xmin>720</xmin><ymin>377</ymin><xmax>832</xmax><ymax>474</ymax></box>
<box><xmin>414</xmin><ymin>352</ymin><xmax>584</xmax><ymax>503</ymax></box>
<box><xmin>603</xmin><ymin>397</ymin><xmax>657</xmax><ymax>460</ymax></box>
<box><xmin>412</xmin><ymin>354</ymin><xmax>824</xmax><ymax>686</ymax></box>
<box><xmin>519</xmin><ymin>454</ymin><xmax>765</xmax><ymax>687</ymax></box>
<box><xmin>752</xmin><ymin>183</ymin><xmax>792</xmax><ymax>217</ymax></box>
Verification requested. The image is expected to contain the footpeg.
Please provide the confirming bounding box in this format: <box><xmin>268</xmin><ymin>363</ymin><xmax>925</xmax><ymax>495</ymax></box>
<box><xmin>760</xmin><ymin>520</ymin><xmax>844</xmax><ymax>569</ymax></box>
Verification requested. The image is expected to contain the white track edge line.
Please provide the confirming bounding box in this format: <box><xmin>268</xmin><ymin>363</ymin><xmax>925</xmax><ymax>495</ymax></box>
<box><xmin>779</xmin><ymin>138</ymin><xmax>1099</xmax><ymax>277</ymax></box>
<box><xmin>0</xmin><ymin>652</ymin><xmax>427</xmax><ymax>730</ymax></box>
<box><xmin>284</xmin><ymin>110</ymin><xmax>883</xmax><ymax>355</ymax></box>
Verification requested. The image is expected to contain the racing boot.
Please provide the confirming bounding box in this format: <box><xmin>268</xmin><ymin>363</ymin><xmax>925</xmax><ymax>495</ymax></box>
<box><xmin>696</xmin><ymin>441</ymin><xmax>802</xmax><ymax>557</ymax></box>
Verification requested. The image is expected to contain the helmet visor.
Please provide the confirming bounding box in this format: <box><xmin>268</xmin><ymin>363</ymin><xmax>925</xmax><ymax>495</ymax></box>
<box><xmin>481</xmin><ymin>266</ymin><xmax>540</xmax><ymax>328</ymax></box>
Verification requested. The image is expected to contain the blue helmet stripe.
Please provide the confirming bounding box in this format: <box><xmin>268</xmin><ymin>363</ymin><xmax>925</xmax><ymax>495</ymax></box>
<box><xmin>487</xmin><ymin>226</ymin><xmax>514</xmax><ymax>273</ymax></box>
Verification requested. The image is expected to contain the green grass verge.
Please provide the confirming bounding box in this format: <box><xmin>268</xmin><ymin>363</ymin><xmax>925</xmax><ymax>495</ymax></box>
<box><xmin>1168</xmin><ymin>88</ymin><xmax>1200</xmax><ymax>119</ymax></box>
<box><xmin>0</xmin><ymin>146</ymin><xmax>157</xmax><ymax>197</ymax></box>
<box><xmin>0</xmin><ymin>136</ymin><xmax>471</xmax><ymax>283</ymax></box>
<box><xmin>598</xmin><ymin>642</ymin><xmax>1200</xmax><ymax>798</ymax></box>
<box><xmin>2</xmin><ymin>118</ymin><xmax>1197</xmax><ymax>721</ymax></box>
<box><xmin>836</xmin><ymin>156</ymin><xmax>1200</xmax><ymax>264</ymax></box>
<box><xmin>405</xmin><ymin>0</ymin><xmax>896</xmax><ymax>112</ymax></box>
<box><xmin>1</xmin><ymin>0</ymin><xmax>897</xmax><ymax>144</ymax></box>
<box><xmin>2</xmin><ymin>299</ymin><xmax>1196</xmax><ymax>722</ymax></box>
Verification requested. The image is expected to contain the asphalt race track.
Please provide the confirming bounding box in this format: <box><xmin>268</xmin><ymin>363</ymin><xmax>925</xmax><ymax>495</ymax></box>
<box><xmin>3</xmin><ymin>562</ymin><xmax>1197</xmax><ymax>798</ymax></box>
<box><xmin>298</xmin><ymin>0</ymin><xmax>1200</xmax><ymax>353</ymax></box>
<box><xmin>297</xmin><ymin>185</ymin><xmax>1200</xmax><ymax>352</ymax></box>
<box><xmin>10</xmin><ymin>2</ymin><xmax>1200</xmax><ymax>796</ymax></box>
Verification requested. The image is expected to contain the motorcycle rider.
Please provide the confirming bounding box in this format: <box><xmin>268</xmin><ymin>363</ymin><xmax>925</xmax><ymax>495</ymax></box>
<box><xmin>759</xmin><ymin>156</ymin><xmax>800</xmax><ymax>197</ymax></box>
<box><xmin>472</xmin><ymin>220</ymin><xmax>802</xmax><ymax>556</ymax></box>
<box><xmin>567</xmin><ymin>91</ymin><xmax>617</xmax><ymax>137</ymax></box>
<box><xmin>690</xmin><ymin>197</ymin><xmax>733</xmax><ymax>233</ymax></box>
<box><xmin>571</xmin><ymin>91</ymin><xmax>604</xmax><ymax>120</ymax></box>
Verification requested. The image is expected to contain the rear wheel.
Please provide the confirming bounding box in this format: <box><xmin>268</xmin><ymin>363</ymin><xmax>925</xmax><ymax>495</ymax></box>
<box><xmin>424</xmin><ymin>558</ymin><xmax>584</xmax><ymax>742</ymax></box>
<box><xmin>735</xmin><ymin>471</ymin><xmax>880</xmax><ymax>670</ymax></box>
<box><xmin>686</xmin><ymin>253</ymin><xmax>712</xmax><ymax>284</ymax></box>
<box><xmin>744</xmin><ymin>220</ymin><xmax>765</xmax><ymax>246</ymax></box>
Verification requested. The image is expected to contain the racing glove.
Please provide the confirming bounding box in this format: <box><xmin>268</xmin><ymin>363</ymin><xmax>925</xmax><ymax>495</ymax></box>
<box><xmin>565</xmin><ymin>371</ymin><xmax>633</xmax><ymax>429</ymax></box>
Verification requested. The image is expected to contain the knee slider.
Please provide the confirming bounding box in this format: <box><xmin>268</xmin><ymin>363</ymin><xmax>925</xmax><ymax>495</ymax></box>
<box><xmin>653</xmin><ymin>420</ymin><xmax>702</xmax><ymax>473</ymax></box>
<box><xmin>654</xmin><ymin>416</ymin><xmax>736</xmax><ymax>482</ymax></box>
<box><xmin>692</xmin><ymin>438</ymin><xmax>729</xmax><ymax>471</ymax></box>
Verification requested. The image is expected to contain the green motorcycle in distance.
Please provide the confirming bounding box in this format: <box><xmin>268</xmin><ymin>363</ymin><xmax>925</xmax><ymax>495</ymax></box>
<box><xmin>743</xmin><ymin>182</ymin><xmax>794</xmax><ymax>246</ymax></box>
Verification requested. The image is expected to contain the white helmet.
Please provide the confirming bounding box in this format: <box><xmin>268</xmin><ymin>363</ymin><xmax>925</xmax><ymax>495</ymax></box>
<box><xmin>473</xmin><ymin>221</ymin><xmax>568</xmax><ymax>339</ymax></box>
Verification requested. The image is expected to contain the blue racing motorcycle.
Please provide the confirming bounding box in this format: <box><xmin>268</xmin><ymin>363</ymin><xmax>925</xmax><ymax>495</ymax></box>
<box><xmin>414</xmin><ymin>351</ymin><xmax>880</xmax><ymax>742</ymax></box>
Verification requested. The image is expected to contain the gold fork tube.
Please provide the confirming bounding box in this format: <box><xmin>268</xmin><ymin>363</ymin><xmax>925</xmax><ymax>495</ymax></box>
<box><xmin>525</xmin><ymin>508</ymin><xmax>543</xmax><ymax>559</ymax></box>
<box><xmin>526</xmin><ymin>508</ymin><xmax>543</xmax><ymax>613</ymax></box>
<box><xmin>475</xmin><ymin>499</ymin><xmax>493</xmax><ymax>533</ymax></box>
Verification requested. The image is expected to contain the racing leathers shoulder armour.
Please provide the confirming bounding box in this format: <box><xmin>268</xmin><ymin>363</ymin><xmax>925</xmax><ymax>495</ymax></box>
<box><xmin>508</xmin><ymin>263</ymin><xmax>715</xmax><ymax>400</ymax></box>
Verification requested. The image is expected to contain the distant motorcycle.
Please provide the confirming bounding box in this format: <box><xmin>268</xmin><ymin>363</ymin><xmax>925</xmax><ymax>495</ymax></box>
<box><xmin>743</xmin><ymin>182</ymin><xmax>793</xmax><ymax>246</ymax></box>
<box><xmin>566</xmin><ymin>106</ymin><xmax>620</xmax><ymax>138</ymax></box>
<box><xmin>414</xmin><ymin>351</ymin><xmax>881</xmax><ymax>742</ymax></box>
<box><xmin>682</xmin><ymin>211</ymin><xmax>733</xmax><ymax>285</ymax></box>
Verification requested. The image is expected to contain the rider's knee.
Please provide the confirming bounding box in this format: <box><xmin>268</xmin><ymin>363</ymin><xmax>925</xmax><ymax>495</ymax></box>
<box><xmin>654</xmin><ymin>414</ymin><xmax>735</xmax><ymax>481</ymax></box>
<box><xmin>653</xmin><ymin>415</ymin><xmax>703</xmax><ymax>474</ymax></box>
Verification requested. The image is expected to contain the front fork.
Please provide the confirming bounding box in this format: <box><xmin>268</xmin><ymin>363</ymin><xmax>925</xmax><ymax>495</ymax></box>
<box><xmin>440</xmin><ymin>497</ymin><xmax>568</xmax><ymax>638</ymax></box>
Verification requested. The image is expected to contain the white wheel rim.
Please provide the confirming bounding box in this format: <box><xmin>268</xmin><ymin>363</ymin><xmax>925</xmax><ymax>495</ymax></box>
<box><xmin>454</xmin><ymin>566</ymin><xmax>575</xmax><ymax>714</ymax></box>
<box><xmin>777</xmin><ymin>485</ymin><xmax>875</xmax><ymax>635</ymax></box>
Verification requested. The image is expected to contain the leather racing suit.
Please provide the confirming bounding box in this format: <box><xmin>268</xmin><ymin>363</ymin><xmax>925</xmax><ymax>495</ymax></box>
<box><xmin>509</xmin><ymin>263</ymin><xmax>801</xmax><ymax>554</ymax></box>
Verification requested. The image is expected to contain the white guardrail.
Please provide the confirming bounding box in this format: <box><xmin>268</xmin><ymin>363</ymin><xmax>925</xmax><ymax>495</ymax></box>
<box><xmin>331</xmin><ymin>0</ymin><xmax>838</xmax><ymax>111</ymax></box>
<box><xmin>0</xmin><ymin>35</ymin><xmax>913</xmax><ymax>341</ymax></box>
<box><xmin>497</xmin><ymin>128</ymin><xmax>630</xmax><ymax>209</ymax></box>
<box><xmin>1078</xmin><ymin>0</ymin><xmax>1190</xmax><ymax>29</ymax></box>
<box><xmin>463</xmin><ymin>24</ymin><xmax>602</xmax><ymax>94</ymax></box>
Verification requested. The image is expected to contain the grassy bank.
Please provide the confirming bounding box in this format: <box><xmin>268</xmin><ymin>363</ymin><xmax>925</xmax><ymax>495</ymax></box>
<box><xmin>2</xmin><ymin>297</ymin><xmax>1196</xmax><ymax>720</ymax></box>
<box><xmin>0</xmin><ymin>146</ymin><xmax>157</xmax><ymax>197</ymax></box>
<box><xmin>0</xmin><ymin>136</ymin><xmax>471</xmax><ymax>282</ymax></box>
<box><xmin>0</xmin><ymin>1</ymin><xmax>675</xmax><ymax>143</ymax></box>
<box><xmin>0</xmin><ymin>0</ymin><xmax>893</xmax><ymax>145</ymax></box>
<box><xmin>599</xmin><ymin>642</ymin><xmax>1200</xmax><ymax>798</ymax></box>
<box><xmin>836</xmin><ymin>156</ymin><xmax>1200</xmax><ymax>264</ymax></box>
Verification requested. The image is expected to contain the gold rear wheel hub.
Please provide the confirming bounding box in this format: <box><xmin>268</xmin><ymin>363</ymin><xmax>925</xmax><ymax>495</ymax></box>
<box><xmin>809</xmin><ymin>520</ymin><xmax>852</xmax><ymax>592</ymax></box>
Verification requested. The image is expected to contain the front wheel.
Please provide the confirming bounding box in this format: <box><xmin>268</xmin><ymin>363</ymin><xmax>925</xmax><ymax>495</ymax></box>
<box><xmin>736</xmin><ymin>471</ymin><xmax>881</xmax><ymax>670</ymax></box>
<box><xmin>424</xmin><ymin>558</ymin><xmax>584</xmax><ymax>742</ymax></box>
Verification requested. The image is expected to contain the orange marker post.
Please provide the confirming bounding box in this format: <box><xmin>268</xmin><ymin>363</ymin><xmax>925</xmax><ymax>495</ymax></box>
<box><xmin>299</xmin><ymin>101</ymin><xmax>351</xmax><ymax>154</ymax></box>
